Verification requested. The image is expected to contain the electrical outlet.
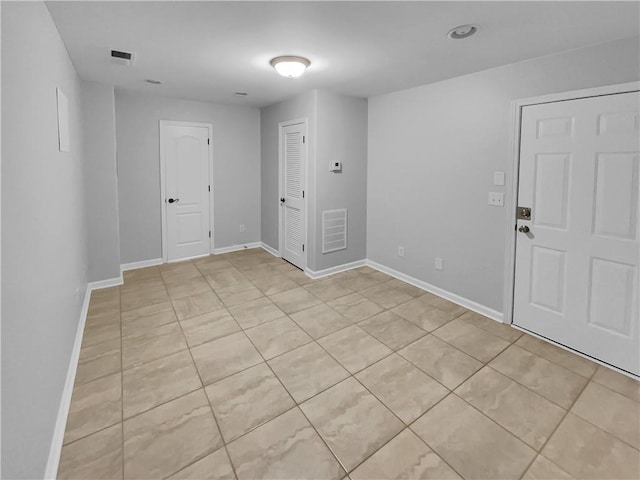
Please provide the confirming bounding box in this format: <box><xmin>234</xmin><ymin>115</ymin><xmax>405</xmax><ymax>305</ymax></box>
<box><xmin>488</xmin><ymin>192</ymin><xmax>504</xmax><ymax>207</ymax></box>
<box><xmin>398</xmin><ymin>246</ymin><xmax>404</xmax><ymax>257</ymax></box>
<box><xmin>434</xmin><ymin>257</ymin><xmax>444</xmax><ymax>271</ymax></box>
<box><xmin>239</xmin><ymin>224</ymin><xmax>245</xmax><ymax>233</ymax></box>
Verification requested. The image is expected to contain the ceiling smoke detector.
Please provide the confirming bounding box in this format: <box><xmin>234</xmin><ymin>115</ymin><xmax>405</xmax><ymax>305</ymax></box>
<box><xmin>270</xmin><ymin>56</ymin><xmax>311</xmax><ymax>78</ymax></box>
<box><xmin>447</xmin><ymin>25</ymin><xmax>478</xmax><ymax>40</ymax></box>
<box><xmin>234</xmin><ymin>92</ymin><xmax>248</xmax><ymax>96</ymax></box>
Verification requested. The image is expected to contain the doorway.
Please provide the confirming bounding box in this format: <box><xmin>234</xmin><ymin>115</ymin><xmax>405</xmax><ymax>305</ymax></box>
<box><xmin>160</xmin><ymin>120</ymin><xmax>214</xmax><ymax>262</ymax></box>
<box><xmin>279</xmin><ymin>119</ymin><xmax>308</xmax><ymax>270</ymax></box>
<box><xmin>506</xmin><ymin>83</ymin><xmax>639</xmax><ymax>376</ymax></box>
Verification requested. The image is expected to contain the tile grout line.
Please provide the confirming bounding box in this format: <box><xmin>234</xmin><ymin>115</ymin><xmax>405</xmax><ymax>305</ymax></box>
<box><xmin>227</xmin><ymin>288</ymin><xmax>352</xmax><ymax>477</ymax></box>
<box><xmin>263</xmin><ymin>287</ymin><xmax>465</xmax><ymax>406</ymax></box>
<box><xmin>282</xmin><ymin>317</ymin><xmax>443</xmax><ymax>475</ymax></box>
<box><xmin>389</xmin><ymin>321</ymin><xmax>580</xmax><ymax>478</ymax></box>
<box><xmin>402</xmin><ymin>390</ymin><xmax>469</xmax><ymax>480</ymax></box>
<box><xmin>516</xmin><ymin>364</ymin><xmax>599</xmax><ymax>480</ymax></box>
<box><xmin>483</xmin><ymin>352</ymin><xmax>595</xmax><ymax>412</ymax></box>
<box><xmin>482</xmin><ymin>362</ymin><xmax>577</xmax><ymax>412</ymax></box>
<box><xmin>158</xmin><ymin>264</ymin><xmax>242</xmax><ymax>480</ymax></box>
<box><xmin>429</xmin><ymin>323</ymin><xmax>572</xmax><ymax>460</ymax></box>
<box><xmin>197</xmin><ymin>263</ymin><xmax>411</xmax><ymax>475</ymax></box>
<box><xmin>292</xmin><ymin>304</ymin><xmax>473</xmax><ymax>478</ymax></box>
<box><xmin>395</xmin><ymin>313</ymin><xmax>528</xmax><ymax>394</ymax></box>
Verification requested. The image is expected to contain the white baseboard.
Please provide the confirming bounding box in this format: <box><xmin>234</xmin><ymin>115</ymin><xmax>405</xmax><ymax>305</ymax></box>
<box><xmin>366</xmin><ymin>260</ymin><xmax>504</xmax><ymax>323</ymax></box>
<box><xmin>260</xmin><ymin>242</ymin><xmax>280</xmax><ymax>258</ymax></box>
<box><xmin>305</xmin><ymin>259</ymin><xmax>367</xmax><ymax>280</ymax></box>
<box><xmin>167</xmin><ymin>253</ymin><xmax>210</xmax><ymax>264</ymax></box>
<box><xmin>44</xmin><ymin>284</ymin><xmax>92</xmax><ymax>479</ymax></box>
<box><xmin>213</xmin><ymin>242</ymin><xmax>261</xmax><ymax>255</ymax></box>
<box><xmin>88</xmin><ymin>275</ymin><xmax>123</xmax><ymax>290</ymax></box>
<box><xmin>120</xmin><ymin>257</ymin><xmax>163</xmax><ymax>272</ymax></box>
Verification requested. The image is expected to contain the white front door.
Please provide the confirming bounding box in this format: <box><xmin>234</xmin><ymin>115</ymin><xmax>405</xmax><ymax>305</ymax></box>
<box><xmin>280</xmin><ymin>122</ymin><xmax>307</xmax><ymax>269</ymax></box>
<box><xmin>513</xmin><ymin>91</ymin><xmax>639</xmax><ymax>375</ymax></box>
<box><xmin>161</xmin><ymin>123</ymin><xmax>211</xmax><ymax>262</ymax></box>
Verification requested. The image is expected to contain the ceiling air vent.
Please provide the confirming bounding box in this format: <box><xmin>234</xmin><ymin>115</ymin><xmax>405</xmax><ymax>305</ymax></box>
<box><xmin>110</xmin><ymin>50</ymin><xmax>134</xmax><ymax>66</ymax></box>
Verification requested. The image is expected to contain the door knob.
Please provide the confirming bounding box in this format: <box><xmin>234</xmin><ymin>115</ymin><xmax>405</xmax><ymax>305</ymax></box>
<box><xmin>167</xmin><ymin>198</ymin><xmax>179</xmax><ymax>204</ymax></box>
<box><xmin>280</xmin><ymin>198</ymin><xmax>285</xmax><ymax>203</ymax></box>
<box><xmin>518</xmin><ymin>225</ymin><xmax>530</xmax><ymax>233</ymax></box>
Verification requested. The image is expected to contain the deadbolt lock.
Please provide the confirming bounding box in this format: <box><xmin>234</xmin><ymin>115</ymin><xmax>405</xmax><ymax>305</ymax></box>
<box><xmin>516</xmin><ymin>206</ymin><xmax>531</xmax><ymax>220</ymax></box>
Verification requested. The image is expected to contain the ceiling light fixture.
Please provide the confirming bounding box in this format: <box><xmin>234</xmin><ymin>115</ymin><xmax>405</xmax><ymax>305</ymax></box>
<box><xmin>447</xmin><ymin>25</ymin><xmax>478</xmax><ymax>39</ymax></box>
<box><xmin>145</xmin><ymin>79</ymin><xmax>162</xmax><ymax>85</ymax></box>
<box><xmin>270</xmin><ymin>56</ymin><xmax>310</xmax><ymax>78</ymax></box>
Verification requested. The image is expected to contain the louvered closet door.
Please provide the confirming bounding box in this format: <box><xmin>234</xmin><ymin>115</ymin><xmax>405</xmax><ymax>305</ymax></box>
<box><xmin>281</xmin><ymin>122</ymin><xmax>307</xmax><ymax>269</ymax></box>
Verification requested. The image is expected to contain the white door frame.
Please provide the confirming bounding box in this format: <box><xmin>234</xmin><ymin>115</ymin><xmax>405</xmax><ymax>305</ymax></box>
<box><xmin>278</xmin><ymin>117</ymin><xmax>309</xmax><ymax>268</ymax></box>
<box><xmin>503</xmin><ymin>81</ymin><xmax>640</xmax><ymax>329</ymax></box>
<box><xmin>159</xmin><ymin>120</ymin><xmax>214</xmax><ymax>263</ymax></box>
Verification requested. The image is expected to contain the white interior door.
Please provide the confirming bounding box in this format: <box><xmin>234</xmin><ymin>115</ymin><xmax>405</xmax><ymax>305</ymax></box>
<box><xmin>514</xmin><ymin>91</ymin><xmax>639</xmax><ymax>375</ymax></box>
<box><xmin>161</xmin><ymin>124</ymin><xmax>211</xmax><ymax>262</ymax></box>
<box><xmin>280</xmin><ymin>122</ymin><xmax>307</xmax><ymax>269</ymax></box>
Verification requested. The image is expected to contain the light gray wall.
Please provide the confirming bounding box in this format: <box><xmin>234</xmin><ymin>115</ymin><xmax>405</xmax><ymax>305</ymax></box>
<box><xmin>114</xmin><ymin>90</ymin><xmax>261</xmax><ymax>263</ymax></box>
<box><xmin>368</xmin><ymin>37</ymin><xmax>640</xmax><ymax>313</ymax></box>
<box><xmin>260</xmin><ymin>90</ymin><xmax>367</xmax><ymax>272</ymax></box>
<box><xmin>260</xmin><ymin>91</ymin><xmax>318</xmax><ymax>260</ymax></box>
<box><xmin>82</xmin><ymin>81</ymin><xmax>121</xmax><ymax>281</ymax></box>
<box><xmin>315</xmin><ymin>91</ymin><xmax>368</xmax><ymax>271</ymax></box>
<box><xmin>1</xmin><ymin>2</ymin><xmax>89</xmax><ymax>478</ymax></box>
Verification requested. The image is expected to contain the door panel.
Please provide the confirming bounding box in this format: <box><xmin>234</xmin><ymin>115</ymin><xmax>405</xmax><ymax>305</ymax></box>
<box><xmin>588</xmin><ymin>258</ymin><xmax>635</xmax><ymax>337</ymax></box>
<box><xmin>593</xmin><ymin>153</ymin><xmax>638</xmax><ymax>239</ymax></box>
<box><xmin>280</xmin><ymin>122</ymin><xmax>307</xmax><ymax>269</ymax></box>
<box><xmin>514</xmin><ymin>91</ymin><xmax>639</xmax><ymax>375</ymax></box>
<box><xmin>530</xmin><ymin>246</ymin><xmax>566</xmax><ymax>314</ymax></box>
<box><xmin>533</xmin><ymin>153</ymin><xmax>570</xmax><ymax>229</ymax></box>
<box><xmin>161</xmin><ymin>124</ymin><xmax>210</xmax><ymax>262</ymax></box>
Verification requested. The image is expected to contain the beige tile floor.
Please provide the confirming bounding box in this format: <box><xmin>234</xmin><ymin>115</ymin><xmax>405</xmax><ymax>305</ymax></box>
<box><xmin>57</xmin><ymin>248</ymin><xmax>640</xmax><ymax>480</ymax></box>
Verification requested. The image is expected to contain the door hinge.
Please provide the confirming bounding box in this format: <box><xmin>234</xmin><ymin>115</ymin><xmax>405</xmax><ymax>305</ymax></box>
<box><xmin>208</xmin><ymin>185</ymin><xmax>211</xmax><ymax>192</ymax></box>
<box><xmin>207</xmin><ymin>138</ymin><xmax>210</xmax><ymax>145</ymax></box>
<box><xmin>209</xmin><ymin>230</ymin><xmax>211</xmax><ymax>238</ymax></box>
<box><xmin>302</xmin><ymin>190</ymin><xmax>305</xmax><ymax>199</ymax></box>
<box><xmin>302</xmin><ymin>244</ymin><xmax>305</xmax><ymax>252</ymax></box>
<box><xmin>303</xmin><ymin>135</ymin><xmax>306</xmax><ymax>144</ymax></box>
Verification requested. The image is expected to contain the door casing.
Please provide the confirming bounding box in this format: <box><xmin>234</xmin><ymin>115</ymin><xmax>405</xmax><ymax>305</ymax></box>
<box><xmin>159</xmin><ymin>120</ymin><xmax>214</xmax><ymax>263</ymax></box>
<box><xmin>278</xmin><ymin>118</ymin><xmax>309</xmax><ymax>269</ymax></box>
<box><xmin>503</xmin><ymin>81</ymin><xmax>640</xmax><ymax>377</ymax></box>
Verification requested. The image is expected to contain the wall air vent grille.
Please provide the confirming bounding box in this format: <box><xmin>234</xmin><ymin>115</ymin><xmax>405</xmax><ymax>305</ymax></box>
<box><xmin>322</xmin><ymin>209</ymin><xmax>347</xmax><ymax>254</ymax></box>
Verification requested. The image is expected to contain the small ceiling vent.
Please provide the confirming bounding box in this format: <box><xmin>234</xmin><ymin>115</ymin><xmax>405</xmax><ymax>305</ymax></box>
<box><xmin>110</xmin><ymin>50</ymin><xmax>134</xmax><ymax>66</ymax></box>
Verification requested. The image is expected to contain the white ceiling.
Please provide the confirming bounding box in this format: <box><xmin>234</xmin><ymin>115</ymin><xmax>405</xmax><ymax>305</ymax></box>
<box><xmin>46</xmin><ymin>1</ymin><xmax>639</xmax><ymax>108</ymax></box>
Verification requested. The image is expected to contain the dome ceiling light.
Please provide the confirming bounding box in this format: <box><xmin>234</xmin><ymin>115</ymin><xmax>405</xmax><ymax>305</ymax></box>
<box><xmin>270</xmin><ymin>56</ymin><xmax>311</xmax><ymax>78</ymax></box>
<box><xmin>447</xmin><ymin>25</ymin><xmax>478</xmax><ymax>39</ymax></box>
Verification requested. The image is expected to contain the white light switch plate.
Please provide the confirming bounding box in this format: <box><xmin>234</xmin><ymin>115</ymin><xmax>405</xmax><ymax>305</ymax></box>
<box><xmin>488</xmin><ymin>192</ymin><xmax>504</xmax><ymax>207</ymax></box>
<box><xmin>494</xmin><ymin>171</ymin><xmax>505</xmax><ymax>186</ymax></box>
